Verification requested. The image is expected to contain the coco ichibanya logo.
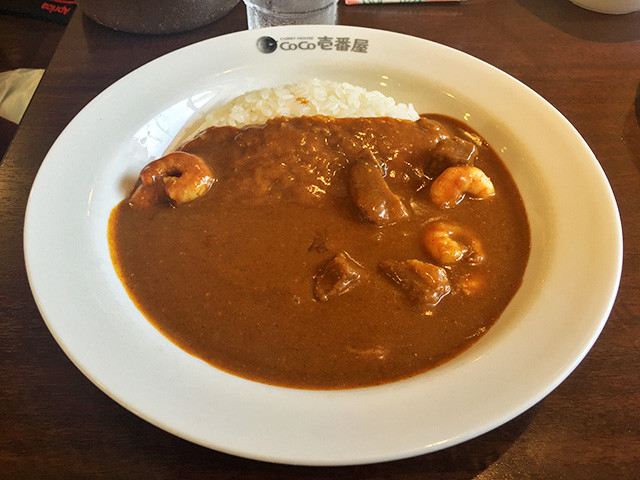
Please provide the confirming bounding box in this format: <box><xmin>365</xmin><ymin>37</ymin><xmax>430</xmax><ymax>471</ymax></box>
<box><xmin>256</xmin><ymin>36</ymin><xmax>369</xmax><ymax>54</ymax></box>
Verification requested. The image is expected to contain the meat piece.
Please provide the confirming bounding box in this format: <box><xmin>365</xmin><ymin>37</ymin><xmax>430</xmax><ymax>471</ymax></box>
<box><xmin>349</xmin><ymin>154</ymin><xmax>409</xmax><ymax>225</ymax></box>
<box><xmin>424</xmin><ymin>136</ymin><xmax>478</xmax><ymax>178</ymax></box>
<box><xmin>313</xmin><ymin>252</ymin><xmax>365</xmax><ymax>302</ymax></box>
<box><xmin>379</xmin><ymin>259</ymin><xmax>451</xmax><ymax>310</ymax></box>
<box><xmin>307</xmin><ymin>230</ymin><xmax>329</xmax><ymax>254</ymax></box>
<box><xmin>415</xmin><ymin>117</ymin><xmax>451</xmax><ymax>149</ymax></box>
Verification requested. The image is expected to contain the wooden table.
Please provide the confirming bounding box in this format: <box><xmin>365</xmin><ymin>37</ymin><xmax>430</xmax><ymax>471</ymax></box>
<box><xmin>0</xmin><ymin>13</ymin><xmax>65</xmax><ymax>158</ymax></box>
<box><xmin>2</xmin><ymin>1</ymin><xmax>639</xmax><ymax>477</ymax></box>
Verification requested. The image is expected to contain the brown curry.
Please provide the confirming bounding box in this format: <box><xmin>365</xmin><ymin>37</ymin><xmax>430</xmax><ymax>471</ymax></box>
<box><xmin>108</xmin><ymin>114</ymin><xmax>530</xmax><ymax>389</ymax></box>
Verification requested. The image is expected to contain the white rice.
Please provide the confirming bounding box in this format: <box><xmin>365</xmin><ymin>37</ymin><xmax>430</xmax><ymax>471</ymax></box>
<box><xmin>172</xmin><ymin>80</ymin><xmax>419</xmax><ymax>149</ymax></box>
<box><xmin>204</xmin><ymin>79</ymin><xmax>418</xmax><ymax>128</ymax></box>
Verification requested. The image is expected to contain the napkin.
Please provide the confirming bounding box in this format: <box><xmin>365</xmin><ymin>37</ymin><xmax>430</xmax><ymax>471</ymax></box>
<box><xmin>0</xmin><ymin>69</ymin><xmax>45</xmax><ymax>124</ymax></box>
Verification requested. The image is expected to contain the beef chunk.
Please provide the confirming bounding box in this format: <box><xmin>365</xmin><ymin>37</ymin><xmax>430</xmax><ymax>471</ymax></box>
<box><xmin>313</xmin><ymin>252</ymin><xmax>365</xmax><ymax>302</ymax></box>
<box><xmin>416</xmin><ymin>117</ymin><xmax>451</xmax><ymax>149</ymax></box>
<box><xmin>379</xmin><ymin>259</ymin><xmax>451</xmax><ymax>310</ymax></box>
<box><xmin>307</xmin><ymin>230</ymin><xmax>329</xmax><ymax>254</ymax></box>
<box><xmin>349</xmin><ymin>154</ymin><xmax>409</xmax><ymax>225</ymax></box>
<box><xmin>424</xmin><ymin>136</ymin><xmax>478</xmax><ymax>178</ymax></box>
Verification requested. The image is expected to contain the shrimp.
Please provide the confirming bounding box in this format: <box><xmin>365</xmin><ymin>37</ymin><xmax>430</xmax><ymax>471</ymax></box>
<box><xmin>129</xmin><ymin>151</ymin><xmax>215</xmax><ymax>209</ymax></box>
<box><xmin>422</xmin><ymin>220</ymin><xmax>485</xmax><ymax>265</ymax></box>
<box><xmin>430</xmin><ymin>165</ymin><xmax>495</xmax><ymax>208</ymax></box>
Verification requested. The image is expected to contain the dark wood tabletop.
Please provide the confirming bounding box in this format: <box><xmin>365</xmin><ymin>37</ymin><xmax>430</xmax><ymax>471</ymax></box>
<box><xmin>1</xmin><ymin>1</ymin><xmax>639</xmax><ymax>477</ymax></box>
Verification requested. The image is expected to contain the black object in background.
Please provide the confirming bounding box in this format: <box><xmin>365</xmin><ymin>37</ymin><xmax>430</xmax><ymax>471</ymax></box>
<box><xmin>0</xmin><ymin>0</ymin><xmax>76</xmax><ymax>25</ymax></box>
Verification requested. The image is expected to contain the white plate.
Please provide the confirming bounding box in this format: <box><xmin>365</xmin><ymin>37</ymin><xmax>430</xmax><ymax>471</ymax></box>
<box><xmin>24</xmin><ymin>26</ymin><xmax>622</xmax><ymax>466</ymax></box>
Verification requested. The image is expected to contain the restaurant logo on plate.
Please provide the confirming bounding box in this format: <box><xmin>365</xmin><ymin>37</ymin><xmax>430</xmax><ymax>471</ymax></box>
<box><xmin>256</xmin><ymin>36</ymin><xmax>369</xmax><ymax>54</ymax></box>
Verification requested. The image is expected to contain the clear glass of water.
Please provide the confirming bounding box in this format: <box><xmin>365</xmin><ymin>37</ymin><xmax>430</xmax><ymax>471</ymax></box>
<box><xmin>243</xmin><ymin>0</ymin><xmax>338</xmax><ymax>29</ymax></box>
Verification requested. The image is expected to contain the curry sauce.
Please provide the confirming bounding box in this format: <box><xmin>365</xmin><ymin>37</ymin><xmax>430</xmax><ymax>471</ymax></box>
<box><xmin>108</xmin><ymin>114</ymin><xmax>530</xmax><ymax>389</ymax></box>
